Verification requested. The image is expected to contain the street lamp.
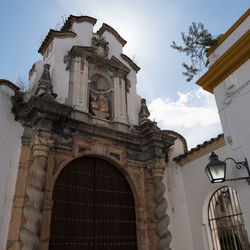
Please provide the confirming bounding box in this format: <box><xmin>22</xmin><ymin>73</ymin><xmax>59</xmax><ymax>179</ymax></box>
<box><xmin>205</xmin><ymin>152</ymin><xmax>250</xmax><ymax>185</ymax></box>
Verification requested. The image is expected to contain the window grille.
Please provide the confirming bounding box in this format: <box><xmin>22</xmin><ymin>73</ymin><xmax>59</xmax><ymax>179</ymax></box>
<box><xmin>208</xmin><ymin>186</ymin><xmax>249</xmax><ymax>250</ymax></box>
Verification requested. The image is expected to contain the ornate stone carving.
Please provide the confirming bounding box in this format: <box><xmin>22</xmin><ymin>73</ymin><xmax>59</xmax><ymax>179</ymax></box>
<box><xmin>90</xmin><ymin>93</ymin><xmax>109</xmax><ymax>119</ymax></box>
<box><xmin>148</xmin><ymin>158</ymin><xmax>172</xmax><ymax>250</ymax></box>
<box><xmin>35</xmin><ymin>64</ymin><xmax>57</xmax><ymax>98</ymax></box>
<box><xmin>63</xmin><ymin>52</ymin><xmax>72</xmax><ymax>71</ymax></box>
<box><xmin>20</xmin><ymin>134</ymin><xmax>53</xmax><ymax>250</ymax></box>
<box><xmin>125</xmin><ymin>78</ymin><xmax>131</xmax><ymax>92</ymax></box>
<box><xmin>139</xmin><ymin>98</ymin><xmax>150</xmax><ymax>124</ymax></box>
<box><xmin>53</xmin><ymin>157</ymin><xmax>66</xmax><ymax>175</ymax></box>
<box><xmin>92</xmin><ymin>35</ymin><xmax>109</xmax><ymax>58</ymax></box>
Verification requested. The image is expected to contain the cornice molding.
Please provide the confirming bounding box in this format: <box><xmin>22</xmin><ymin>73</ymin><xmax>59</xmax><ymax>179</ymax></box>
<box><xmin>12</xmin><ymin>95</ymin><xmax>176</xmax><ymax>152</ymax></box>
<box><xmin>196</xmin><ymin>30</ymin><xmax>250</xmax><ymax>93</ymax></box>
<box><xmin>175</xmin><ymin>134</ymin><xmax>225</xmax><ymax>166</ymax></box>
<box><xmin>60</xmin><ymin>15</ymin><xmax>97</xmax><ymax>32</ymax></box>
<box><xmin>161</xmin><ymin>130</ymin><xmax>188</xmax><ymax>153</ymax></box>
<box><xmin>121</xmin><ymin>54</ymin><xmax>140</xmax><ymax>73</ymax></box>
<box><xmin>97</xmin><ymin>23</ymin><xmax>127</xmax><ymax>47</ymax></box>
<box><xmin>207</xmin><ymin>8</ymin><xmax>250</xmax><ymax>56</ymax></box>
<box><xmin>68</xmin><ymin>46</ymin><xmax>130</xmax><ymax>77</ymax></box>
<box><xmin>38</xmin><ymin>30</ymin><xmax>77</xmax><ymax>55</ymax></box>
<box><xmin>0</xmin><ymin>79</ymin><xmax>20</xmax><ymax>91</ymax></box>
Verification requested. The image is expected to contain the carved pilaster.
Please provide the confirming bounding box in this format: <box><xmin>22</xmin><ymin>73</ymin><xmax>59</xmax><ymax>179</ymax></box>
<box><xmin>71</xmin><ymin>57</ymin><xmax>88</xmax><ymax>112</ymax></box>
<box><xmin>20</xmin><ymin>134</ymin><xmax>54</xmax><ymax>250</ymax></box>
<box><xmin>148</xmin><ymin>158</ymin><xmax>172</xmax><ymax>250</ymax></box>
<box><xmin>114</xmin><ymin>74</ymin><xmax>127</xmax><ymax>123</ymax></box>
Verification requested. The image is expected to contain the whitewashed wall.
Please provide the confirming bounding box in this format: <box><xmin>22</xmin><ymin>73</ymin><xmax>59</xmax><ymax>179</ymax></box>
<box><xmin>180</xmin><ymin>146</ymin><xmax>228</xmax><ymax>250</ymax></box>
<box><xmin>168</xmin><ymin>143</ymin><xmax>235</xmax><ymax>250</ymax></box>
<box><xmin>0</xmin><ymin>86</ymin><xmax>23</xmax><ymax>250</ymax></box>
<box><xmin>165</xmin><ymin>138</ymin><xmax>194</xmax><ymax>250</ymax></box>
<box><xmin>211</xmin><ymin>15</ymin><xmax>250</xmax><ymax>240</ymax></box>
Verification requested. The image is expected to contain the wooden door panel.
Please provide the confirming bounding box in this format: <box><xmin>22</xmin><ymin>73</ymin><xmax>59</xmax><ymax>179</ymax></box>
<box><xmin>49</xmin><ymin>157</ymin><xmax>137</xmax><ymax>250</ymax></box>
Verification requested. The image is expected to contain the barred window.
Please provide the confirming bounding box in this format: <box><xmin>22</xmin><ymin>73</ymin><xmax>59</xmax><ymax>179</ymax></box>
<box><xmin>208</xmin><ymin>186</ymin><xmax>249</xmax><ymax>250</ymax></box>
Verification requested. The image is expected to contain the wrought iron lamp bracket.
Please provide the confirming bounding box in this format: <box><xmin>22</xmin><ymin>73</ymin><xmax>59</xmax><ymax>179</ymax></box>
<box><xmin>224</xmin><ymin>157</ymin><xmax>250</xmax><ymax>185</ymax></box>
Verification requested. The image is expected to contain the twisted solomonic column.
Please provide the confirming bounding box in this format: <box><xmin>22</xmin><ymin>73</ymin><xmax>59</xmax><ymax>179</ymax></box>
<box><xmin>150</xmin><ymin>158</ymin><xmax>172</xmax><ymax>250</ymax></box>
<box><xmin>20</xmin><ymin>134</ymin><xmax>53</xmax><ymax>250</ymax></box>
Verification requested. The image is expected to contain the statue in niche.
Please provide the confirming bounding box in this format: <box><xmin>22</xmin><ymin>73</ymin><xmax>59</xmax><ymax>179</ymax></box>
<box><xmin>90</xmin><ymin>93</ymin><xmax>109</xmax><ymax>119</ymax></box>
<box><xmin>97</xmin><ymin>93</ymin><xmax>108</xmax><ymax>113</ymax></box>
<box><xmin>90</xmin><ymin>94</ymin><xmax>98</xmax><ymax>111</ymax></box>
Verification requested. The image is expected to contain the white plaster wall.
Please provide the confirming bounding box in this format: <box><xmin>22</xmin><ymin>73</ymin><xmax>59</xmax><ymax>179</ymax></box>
<box><xmin>213</xmin><ymin>59</ymin><xmax>250</xmax><ymax>239</ymax></box>
<box><xmin>0</xmin><ymin>86</ymin><xmax>23</xmax><ymax>250</ymax></box>
<box><xmin>208</xmin><ymin>16</ymin><xmax>250</xmax><ymax>65</ymax></box>
<box><xmin>165</xmin><ymin>138</ymin><xmax>194</xmax><ymax>250</ymax></box>
<box><xmin>43</xmin><ymin>22</ymin><xmax>94</xmax><ymax>104</ymax></box>
<box><xmin>214</xmin><ymin>61</ymin><xmax>250</xmax><ymax>152</ymax></box>
<box><xmin>180</xmin><ymin>145</ymin><xmax>229</xmax><ymax>250</ymax></box>
<box><xmin>102</xmin><ymin>31</ymin><xmax>123</xmax><ymax>59</ymax></box>
<box><xmin>72</xmin><ymin>22</ymin><xmax>93</xmax><ymax>46</ymax></box>
<box><xmin>48</xmin><ymin>38</ymin><xmax>71</xmax><ymax>103</ymax></box>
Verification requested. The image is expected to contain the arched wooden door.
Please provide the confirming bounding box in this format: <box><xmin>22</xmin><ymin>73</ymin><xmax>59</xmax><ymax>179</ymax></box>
<box><xmin>49</xmin><ymin>157</ymin><xmax>137</xmax><ymax>250</ymax></box>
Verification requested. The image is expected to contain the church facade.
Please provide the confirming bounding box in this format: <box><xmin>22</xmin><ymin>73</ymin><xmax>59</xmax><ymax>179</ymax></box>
<box><xmin>0</xmin><ymin>15</ymin><xmax>177</xmax><ymax>250</ymax></box>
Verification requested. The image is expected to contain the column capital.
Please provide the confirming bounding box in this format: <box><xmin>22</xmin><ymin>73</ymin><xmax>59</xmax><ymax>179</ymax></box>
<box><xmin>147</xmin><ymin>158</ymin><xmax>166</xmax><ymax>177</ymax></box>
<box><xmin>31</xmin><ymin>134</ymin><xmax>54</xmax><ymax>157</ymax></box>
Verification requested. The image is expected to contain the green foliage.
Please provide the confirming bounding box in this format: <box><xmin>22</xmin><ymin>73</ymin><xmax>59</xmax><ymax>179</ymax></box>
<box><xmin>171</xmin><ymin>22</ymin><xmax>222</xmax><ymax>82</ymax></box>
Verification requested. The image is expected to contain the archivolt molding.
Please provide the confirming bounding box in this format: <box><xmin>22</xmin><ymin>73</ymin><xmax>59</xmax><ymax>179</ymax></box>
<box><xmin>49</xmin><ymin>137</ymin><xmax>142</xmax><ymax>208</ymax></box>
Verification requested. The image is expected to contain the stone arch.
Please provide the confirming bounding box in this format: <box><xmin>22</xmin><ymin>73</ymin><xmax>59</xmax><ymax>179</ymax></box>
<box><xmin>90</xmin><ymin>74</ymin><xmax>111</xmax><ymax>91</ymax></box>
<box><xmin>48</xmin><ymin>155</ymin><xmax>138</xmax><ymax>249</ymax></box>
<box><xmin>52</xmin><ymin>153</ymin><xmax>140</xmax><ymax>206</ymax></box>
<box><xmin>41</xmin><ymin>139</ymin><xmax>148</xmax><ymax>250</ymax></box>
<box><xmin>202</xmin><ymin>185</ymin><xmax>249</xmax><ymax>250</ymax></box>
<box><xmin>202</xmin><ymin>185</ymin><xmax>225</xmax><ymax>250</ymax></box>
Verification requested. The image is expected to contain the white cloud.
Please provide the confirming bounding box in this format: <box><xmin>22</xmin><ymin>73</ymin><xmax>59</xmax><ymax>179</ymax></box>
<box><xmin>149</xmin><ymin>88</ymin><xmax>222</xmax><ymax>149</ymax></box>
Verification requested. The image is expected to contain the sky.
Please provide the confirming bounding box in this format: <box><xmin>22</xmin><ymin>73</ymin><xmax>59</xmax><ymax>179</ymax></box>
<box><xmin>0</xmin><ymin>1</ymin><xmax>249</xmax><ymax>148</ymax></box>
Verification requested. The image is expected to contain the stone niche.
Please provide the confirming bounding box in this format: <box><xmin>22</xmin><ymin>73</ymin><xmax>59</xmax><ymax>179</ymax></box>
<box><xmin>89</xmin><ymin>74</ymin><xmax>113</xmax><ymax>120</ymax></box>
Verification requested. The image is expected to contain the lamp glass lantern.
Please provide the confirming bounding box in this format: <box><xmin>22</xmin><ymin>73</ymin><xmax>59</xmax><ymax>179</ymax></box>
<box><xmin>205</xmin><ymin>152</ymin><xmax>226</xmax><ymax>183</ymax></box>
